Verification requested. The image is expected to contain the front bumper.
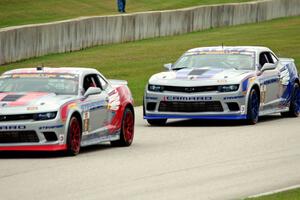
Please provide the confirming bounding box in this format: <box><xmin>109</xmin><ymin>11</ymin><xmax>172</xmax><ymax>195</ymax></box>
<box><xmin>0</xmin><ymin>118</ymin><xmax>67</xmax><ymax>151</ymax></box>
<box><xmin>144</xmin><ymin>90</ymin><xmax>247</xmax><ymax>120</ymax></box>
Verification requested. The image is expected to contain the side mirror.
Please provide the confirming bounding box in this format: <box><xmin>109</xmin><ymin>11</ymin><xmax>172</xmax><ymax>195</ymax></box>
<box><xmin>163</xmin><ymin>63</ymin><xmax>172</xmax><ymax>71</ymax></box>
<box><xmin>261</xmin><ymin>63</ymin><xmax>276</xmax><ymax>72</ymax></box>
<box><xmin>84</xmin><ymin>87</ymin><xmax>101</xmax><ymax>97</ymax></box>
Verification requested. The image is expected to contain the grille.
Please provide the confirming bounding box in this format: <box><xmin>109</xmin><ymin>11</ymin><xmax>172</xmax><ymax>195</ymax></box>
<box><xmin>146</xmin><ymin>102</ymin><xmax>156</xmax><ymax>111</ymax></box>
<box><xmin>0</xmin><ymin>131</ymin><xmax>39</xmax><ymax>143</ymax></box>
<box><xmin>227</xmin><ymin>102</ymin><xmax>240</xmax><ymax>111</ymax></box>
<box><xmin>43</xmin><ymin>132</ymin><xmax>58</xmax><ymax>142</ymax></box>
<box><xmin>158</xmin><ymin>101</ymin><xmax>223</xmax><ymax>112</ymax></box>
<box><xmin>163</xmin><ymin>86</ymin><xmax>218</xmax><ymax>93</ymax></box>
<box><xmin>0</xmin><ymin>114</ymin><xmax>34</xmax><ymax>122</ymax></box>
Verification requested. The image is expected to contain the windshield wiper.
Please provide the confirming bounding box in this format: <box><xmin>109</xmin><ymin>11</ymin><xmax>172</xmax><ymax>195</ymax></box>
<box><xmin>172</xmin><ymin>67</ymin><xmax>189</xmax><ymax>70</ymax></box>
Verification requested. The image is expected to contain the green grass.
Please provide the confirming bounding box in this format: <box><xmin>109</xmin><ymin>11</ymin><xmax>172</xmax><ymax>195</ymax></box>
<box><xmin>0</xmin><ymin>0</ymin><xmax>253</xmax><ymax>28</ymax></box>
<box><xmin>2</xmin><ymin>16</ymin><xmax>300</xmax><ymax>105</ymax></box>
<box><xmin>246</xmin><ymin>188</ymin><xmax>300</xmax><ymax>200</ymax></box>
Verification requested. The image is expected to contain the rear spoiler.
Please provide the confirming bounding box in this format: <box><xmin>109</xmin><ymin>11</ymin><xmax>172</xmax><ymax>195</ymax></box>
<box><xmin>109</xmin><ymin>79</ymin><xmax>128</xmax><ymax>86</ymax></box>
<box><xmin>279</xmin><ymin>57</ymin><xmax>295</xmax><ymax>64</ymax></box>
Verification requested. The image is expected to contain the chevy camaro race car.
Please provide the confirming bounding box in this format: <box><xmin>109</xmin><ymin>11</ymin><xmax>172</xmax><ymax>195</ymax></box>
<box><xmin>0</xmin><ymin>67</ymin><xmax>134</xmax><ymax>155</ymax></box>
<box><xmin>144</xmin><ymin>46</ymin><xmax>300</xmax><ymax>125</ymax></box>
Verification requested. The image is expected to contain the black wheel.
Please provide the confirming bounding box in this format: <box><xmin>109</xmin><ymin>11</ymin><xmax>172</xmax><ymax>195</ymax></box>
<box><xmin>111</xmin><ymin>107</ymin><xmax>134</xmax><ymax>147</ymax></box>
<box><xmin>246</xmin><ymin>89</ymin><xmax>260</xmax><ymax>125</ymax></box>
<box><xmin>281</xmin><ymin>82</ymin><xmax>300</xmax><ymax>117</ymax></box>
<box><xmin>147</xmin><ymin>119</ymin><xmax>167</xmax><ymax>126</ymax></box>
<box><xmin>66</xmin><ymin>116</ymin><xmax>82</xmax><ymax>156</ymax></box>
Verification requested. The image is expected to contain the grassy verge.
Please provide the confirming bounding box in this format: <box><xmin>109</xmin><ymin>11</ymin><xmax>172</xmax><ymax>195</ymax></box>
<box><xmin>2</xmin><ymin>16</ymin><xmax>300</xmax><ymax>106</ymax></box>
<box><xmin>0</xmin><ymin>0</ymin><xmax>253</xmax><ymax>28</ymax></box>
<box><xmin>246</xmin><ymin>188</ymin><xmax>300</xmax><ymax>200</ymax></box>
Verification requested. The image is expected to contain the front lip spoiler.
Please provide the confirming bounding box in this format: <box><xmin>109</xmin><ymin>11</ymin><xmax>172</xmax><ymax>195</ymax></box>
<box><xmin>144</xmin><ymin>114</ymin><xmax>247</xmax><ymax>120</ymax></box>
<box><xmin>0</xmin><ymin>144</ymin><xmax>67</xmax><ymax>151</ymax></box>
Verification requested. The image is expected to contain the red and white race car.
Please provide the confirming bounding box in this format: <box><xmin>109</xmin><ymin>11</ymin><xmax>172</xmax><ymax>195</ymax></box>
<box><xmin>0</xmin><ymin>67</ymin><xmax>134</xmax><ymax>155</ymax></box>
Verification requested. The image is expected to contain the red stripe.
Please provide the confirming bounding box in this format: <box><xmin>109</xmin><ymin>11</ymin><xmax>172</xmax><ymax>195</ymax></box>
<box><xmin>8</xmin><ymin>92</ymin><xmax>48</xmax><ymax>106</ymax></box>
<box><xmin>0</xmin><ymin>144</ymin><xmax>67</xmax><ymax>151</ymax></box>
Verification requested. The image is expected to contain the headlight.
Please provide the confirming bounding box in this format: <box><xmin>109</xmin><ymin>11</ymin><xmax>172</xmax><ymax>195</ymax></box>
<box><xmin>218</xmin><ymin>84</ymin><xmax>239</xmax><ymax>92</ymax></box>
<box><xmin>148</xmin><ymin>84</ymin><xmax>164</xmax><ymax>92</ymax></box>
<box><xmin>33</xmin><ymin>112</ymin><xmax>57</xmax><ymax>121</ymax></box>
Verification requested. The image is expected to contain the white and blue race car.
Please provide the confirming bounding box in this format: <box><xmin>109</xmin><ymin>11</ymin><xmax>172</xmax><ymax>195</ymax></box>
<box><xmin>144</xmin><ymin>46</ymin><xmax>300</xmax><ymax>125</ymax></box>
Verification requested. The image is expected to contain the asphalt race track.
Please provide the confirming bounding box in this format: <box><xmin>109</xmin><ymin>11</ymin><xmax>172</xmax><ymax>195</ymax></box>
<box><xmin>0</xmin><ymin>106</ymin><xmax>300</xmax><ymax>200</ymax></box>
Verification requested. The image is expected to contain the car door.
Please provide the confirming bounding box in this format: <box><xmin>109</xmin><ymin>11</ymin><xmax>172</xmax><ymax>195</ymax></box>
<box><xmin>258</xmin><ymin>52</ymin><xmax>281</xmax><ymax>110</ymax></box>
<box><xmin>81</xmin><ymin>74</ymin><xmax>108</xmax><ymax>136</ymax></box>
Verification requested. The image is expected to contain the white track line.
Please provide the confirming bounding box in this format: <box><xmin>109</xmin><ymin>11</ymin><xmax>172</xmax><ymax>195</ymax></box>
<box><xmin>248</xmin><ymin>184</ymin><xmax>300</xmax><ymax>198</ymax></box>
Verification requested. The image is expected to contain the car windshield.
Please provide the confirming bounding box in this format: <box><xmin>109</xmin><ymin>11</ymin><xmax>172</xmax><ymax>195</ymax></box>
<box><xmin>172</xmin><ymin>52</ymin><xmax>255</xmax><ymax>70</ymax></box>
<box><xmin>0</xmin><ymin>73</ymin><xmax>79</xmax><ymax>95</ymax></box>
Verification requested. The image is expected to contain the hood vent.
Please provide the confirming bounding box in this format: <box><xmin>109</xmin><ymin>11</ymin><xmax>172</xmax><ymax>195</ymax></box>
<box><xmin>188</xmin><ymin>69</ymin><xmax>208</xmax><ymax>76</ymax></box>
<box><xmin>1</xmin><ymin>95</ymin><xmax>24</xmax><ymax>102</ymax></box>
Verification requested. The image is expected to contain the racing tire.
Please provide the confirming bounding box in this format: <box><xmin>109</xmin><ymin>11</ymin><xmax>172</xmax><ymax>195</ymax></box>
<box><xmin>281</xmin><ymin>82</ymin><xmax>300</xmax><ymax>117</ymax></box>
<box><xmin>246</xmin><ymin>89</ymin><xmax>260</xmax><ymax>125</ymax></box>
<box><xmin>66</xmin><ymin>116</ymin><xmax>82</xmax><ymax>156</ymax></box>
<box><xmin>111</xmin><ymin>107</ymin><xmax>134</xmax><ymax>147</ymax></box>
<box><xmin>147</xmin><ymin>119</ymin><xmax>167</xmax><ymax>126</ymax></box>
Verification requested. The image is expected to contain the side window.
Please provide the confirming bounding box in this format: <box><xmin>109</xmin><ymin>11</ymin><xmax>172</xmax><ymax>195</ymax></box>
<box><xmin>83</xmin><ymin>74</ymin><xmax>101</xmax><ymax>92</ymax></box>
<box><xmin>97</xmin><ymin>75</ymin><xmax>108</xmax><ymax>90</ymax></box>
<box><xmin>265</xmin><ymin>52</ymin><xmax>274</xmax><ymax>64</ymax></box>
<box><xmin>270</xmin><ymin>53</ymin><xmax>278</xmax><ymax>63</ymax></box>
<box><xmin>259</xmin><ymin>53</ymin><xmax>269</xmax><ymax>67</ymax></box>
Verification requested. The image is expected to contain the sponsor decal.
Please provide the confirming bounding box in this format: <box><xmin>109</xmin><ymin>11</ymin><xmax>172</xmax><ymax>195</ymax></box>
<box><xmin>82</xmin><ymin>112</ymin><xmax>90</xmax><ymax>135</ymax></box>
<box><xmin>217</xmin><ymin>80</ymin><xmax>227</xmax><ymax>83</ymax></box>
<box><xmin>260</xmin><ymin>85</ymin><xmax>267</xmax><ymax>104</ymax></box>
<box><xmin>39</xmin><ymin>125</ymin><xmax>64</xmax><ymax>130</ymax></box>
<box><xmin>163</xmin><ymin>96</ymin><xmax>212</xmax><ymax>101</ymax></box>
<box><xmin>107</xmin><ymin>92</ymin><xmax>120</xmax><ymax>111</ymax></box>
<box><xmin>146</xmin><ymin>96</ymin><xmax>158</xmax><ymax>100</ymax></box>
<box><xmin>240</xmin><ymin>105</ymin><xmax>246</xmax><ymax>114</ymax></box>
<box><xmin>27</xmin><ymin>106</ymin><xmax>38</xmax><ymax>111</ymax></box>
<box><xmin>261</xmin><ymin>78</ymin><xmax>279</xmax><ymax>85</ymax></box>
<box><xmin>0</xmin><ymin>125</ymin><xmax>26</xmax><ymax>130</ymax></box>
<box><xmin>187</xmin><ymin>49</ymin><xmax>255</xmax><ymax>57</ymax></box>
<box><xmin>7</xmin><ymin>73</ymin><xmax>78</xmax><ymax>79</ymax></box>
<box><xmin>81</xmin><ymin>101</ymin><xmax>106</xmax><ymax>112</ymax></box>
<box><xmin>59</xmin><ymin>135</ymin><xmax>64</xmax><ymax>144</ymax></box>
<box><xmin>223</xmin><ymin>96</ymin><xmax>245</xmax><ymax>100</ymax></box>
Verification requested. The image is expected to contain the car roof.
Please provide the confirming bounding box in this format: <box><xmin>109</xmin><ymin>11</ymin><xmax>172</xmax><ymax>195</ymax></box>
<box><xmin>3</xmin><ymin>67</ymin><xmax>99</xmax><ymax>76</ymax></box>
<box><xmin>187</xmin><ymin>46</ymin><xmax>271</xmax><ymax>53</ymax></box>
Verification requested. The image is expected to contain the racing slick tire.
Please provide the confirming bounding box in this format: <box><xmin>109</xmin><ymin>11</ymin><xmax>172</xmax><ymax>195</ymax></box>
<box><xmin>147</xmin><ymin>119</ymin><xmax>167</xmax><ymax>126</ymax></box>
<box><xmin>246</xmin><ymin>88</ymin><xmax>260</xmax><ymax>125</ymax></box>
<box><xmin>281</xmin><ymin>82</ymin><xmax>300</xmax><ymax>117</ymax></box>
<box><xmin>111</xmin><ymin>107</ymin><xmax>134</xmax><ymax>147</ymax></box>
<box><xmin>66</xmin><ymin>116</ymin><xmax>82</xmax><ymax>156</ymax></box>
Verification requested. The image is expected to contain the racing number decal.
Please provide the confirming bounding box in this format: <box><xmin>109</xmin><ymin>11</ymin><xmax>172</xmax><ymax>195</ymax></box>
<box><xmin>83</xmin><ymin>112</ymin><xmax>90</xmax><ymax>135</ymax></box>
<box><xmin>260</xmin><ymin>85</ymin><xmax>267</xmax><ymax>105</ymax></box>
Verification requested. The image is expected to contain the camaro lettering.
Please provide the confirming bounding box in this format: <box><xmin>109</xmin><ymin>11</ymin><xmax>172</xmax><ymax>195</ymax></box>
<box><xmin>0</xmin><ymin>125</ymin><xmax>26</xmax><ymax>130</ymax></box>
<box><xmin>164</xmin><ymin>96</ymin><xmax>212</xmax><ymax>101</ymax></box>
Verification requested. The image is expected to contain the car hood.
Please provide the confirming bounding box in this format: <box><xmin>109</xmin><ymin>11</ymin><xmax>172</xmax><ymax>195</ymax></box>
<box><xmin>149</xmin><ymin>68</ymin><xmax>254</xmax><ymax>86</ymax></box>
<box><xmin>0</xmin><ymin>92</ymin><xmax>75</xmax><ymax>114</ymax></box>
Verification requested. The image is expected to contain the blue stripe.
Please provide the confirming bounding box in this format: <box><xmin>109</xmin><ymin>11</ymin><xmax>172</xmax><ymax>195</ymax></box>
<box><xmin>242</xmin><ymin>79</ymin><xmax>249</xmax><ymax>92</ymax></box>
<box><xmin>144</xmin><ymin>114</ymin><xmax>247</xmax><ymax>120</ymax></box>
